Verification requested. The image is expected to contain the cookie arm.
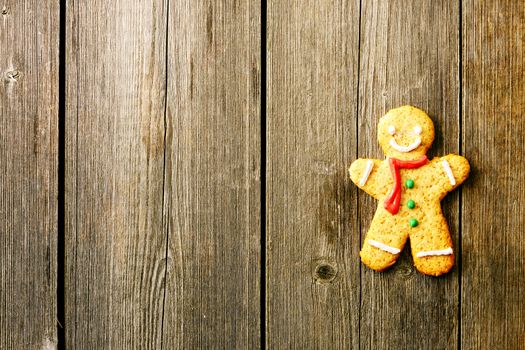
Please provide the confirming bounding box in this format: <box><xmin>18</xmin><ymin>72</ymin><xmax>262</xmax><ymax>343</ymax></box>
<box><xmin>349</xmin><ymin>159</ymin><xmax>388</xmax><ymax>200</ymax></box>
<box><xmin>431</xmin><ymin>154</ymin><xmax>470</xmax><ymax>198</ymax></box>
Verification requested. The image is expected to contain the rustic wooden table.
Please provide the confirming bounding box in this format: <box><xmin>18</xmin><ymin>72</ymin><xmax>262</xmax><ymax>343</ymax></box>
<box><xmin>1</xmin><ymin>0</ymin><xmax>523</xmax><ymax>349</ymax></box>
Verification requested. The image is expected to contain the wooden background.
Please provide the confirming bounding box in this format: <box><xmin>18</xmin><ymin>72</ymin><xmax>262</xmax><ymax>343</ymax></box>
<box><xmin>0</xmin><ymin>0</ymin><xmax>523</xmax><ymax>349</ymax></box>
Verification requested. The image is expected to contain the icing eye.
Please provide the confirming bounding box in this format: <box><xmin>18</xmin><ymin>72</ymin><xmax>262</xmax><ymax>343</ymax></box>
<box><xmin>388</xmin><ymin>125</ymin><xmax>396</xmax><ymax>135</ymax></box>
<box><xmin>414</xmin><ymin>125</ymin><xmax>422</xmax><ymax>135</ymax></box>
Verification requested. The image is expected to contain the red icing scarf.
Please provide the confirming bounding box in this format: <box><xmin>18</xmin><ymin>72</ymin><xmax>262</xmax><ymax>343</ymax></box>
<box><xmin>384</xmin><ymin>155</ymin><xmax>428</xmax><ymax>215</ymax></box>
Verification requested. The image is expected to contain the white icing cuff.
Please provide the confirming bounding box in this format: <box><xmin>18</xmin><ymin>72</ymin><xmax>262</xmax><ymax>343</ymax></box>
<box><xmin>441</xmin><ymin>160</ymin><xmax>456</xmax><ymax>186</ymax></box>
<box><xmin>416</xmin><ymin>247</ymin><xmax>453</xmax><ymax>258</ymax></box>
<box><xmin>368</xmin><ymin>239</ymin><xmax>401</xmax><ymax>255</ymax></box>
<box><xmin>358</xmin><ymin>160</ymin><xmax>374</xmax><ymax>186</ymax></box>
<box><xmin>389</xmin><ymin>137</ymin><xmax>421</xmax><ymax>152</ymax></box>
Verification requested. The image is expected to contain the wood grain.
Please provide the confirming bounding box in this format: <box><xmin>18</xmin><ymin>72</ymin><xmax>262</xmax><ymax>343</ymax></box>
<box><xmin>0</xmin><ymin>1</ymin><xmax>59</xmax><ymax>349</ymax></box>
<box><xmin>357</xmin><ymin>1</ymin><xmax>460</xmax><ymax>349</ymax></box>
<box><xmin>1</xmin><ymin>0</ymin><xmax>523</xmax><ymax>348</ymax></box>
<box><xmin>267</xmin><ymin>1</ymin><xmax>361</xmax><ymax>348</ymax></box>
<box><xmin>461</xmin><ymin>0</ymin><xmax>525</xmax><ymax>348</ymax></box>
<box><xmin>64</xmin><ymin>1</ymin><xmax>168</xmax><ymax>348</ymax></box>
<box><xmin>161</xmin><ymin>1</ymin><xmax>261</xmax><ymax>349</ymax></box>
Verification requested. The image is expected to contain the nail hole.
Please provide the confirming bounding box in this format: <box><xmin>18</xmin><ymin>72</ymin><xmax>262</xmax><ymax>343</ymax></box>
<box><xmin>1</xmin><ymin>6</ymin><xmax>8</xmax><ymax>15</ymax></box>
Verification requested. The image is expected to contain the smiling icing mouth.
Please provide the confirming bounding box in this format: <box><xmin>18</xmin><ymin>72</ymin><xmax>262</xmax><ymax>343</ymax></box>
<box><xmin>389</xmin><ymin>137</ymin><xmax>421</xmax><ymax>152</ymax></box>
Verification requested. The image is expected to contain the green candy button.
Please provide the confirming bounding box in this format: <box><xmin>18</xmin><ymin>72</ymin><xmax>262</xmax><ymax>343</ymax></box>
<box><xmin>407</xmin><ymin>200</ymin><xmax>415</xmax><ymax>209</ymax></box>
<box><xmin>405</xmin><ymin>179</ymin><xmax>415</xmax><ymax>188</ymax></box>
<box><xmin>409</xmin><ymin>218</ymin><xmax>419</xmax><ymax>227</ymax></box>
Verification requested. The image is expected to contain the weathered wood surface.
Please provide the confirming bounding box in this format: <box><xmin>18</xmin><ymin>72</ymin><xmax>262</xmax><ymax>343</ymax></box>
<box><xmin>462</xmin><ymin>0</ymin><xmax>525</xmax><ymax>349</ymax></box>
<box><xmin>1</xmin><ymin>0</ymin><xmax>525</xmax><ymax>349</ymax></box>
<box><xmin>162</xmin><ymin>1</ymin><xmax>261</xmax><ymax>349</ymax></box>
<box><xmin>358</xmin><ymin>1</ymin><xmax>460</xmax><ymax>349</ymax></box>
<box><xmin>267</xmin><ymin>1</ymin><xmax>361</xmax><ymax>348</ymax></box>
<box><xmin>64</xmin><ymin>1</ymin><xmax>169</xmax><ymax>348</ymax></box>
<box><xmin>65</xmin><ymin>0</ymin><xmax>260</xmax><ymax>349</ymax></box>
<box><xmin>0</xmin><ymin>1</ymin><xmax>59</xmax><ymax>349</ymax></box>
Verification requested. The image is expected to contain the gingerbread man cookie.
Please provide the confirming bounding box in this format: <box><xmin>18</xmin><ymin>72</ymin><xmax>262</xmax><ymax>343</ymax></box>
<box><xmin>349</xmin><ymin>106</ymin><xmax>469</xmax><ymax>276</ymax></box>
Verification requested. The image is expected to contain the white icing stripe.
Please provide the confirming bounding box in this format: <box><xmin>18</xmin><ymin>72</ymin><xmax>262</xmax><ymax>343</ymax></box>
<box><xmin>358</xmin><ymin>160</ymin><xmax>374</xmax><ymax>186</ymax></box>
<box><xmin>368</xmin><ymin>239</ymin><xmax>401</xmax><ymax>255</ymax></box>
<box><xmin>441</xmin><ymin>160</ymin><xmax>456</xmax><ymax>185</ymax></box>
<box><xmin>389</xmin><ymin>137</ymin><xmax>421</xmax><ymax>152</ymax></box>
<box><xmin>416</xmin><ymin>247</ymin><xmax>453</xmax><ymax>258</ymax></box>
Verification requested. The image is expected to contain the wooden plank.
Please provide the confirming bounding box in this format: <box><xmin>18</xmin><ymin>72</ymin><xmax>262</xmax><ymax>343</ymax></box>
<box><xmin>0</xmin><ymin>0</ymin><xmax>59</xmax><ymax>349</ymax></box>
<box><xmin>161</xmin><ymin>1</ymin><xmax>261</xmax><ymax>348</ymax></box>
<box><xmin>461</xmin><ymin>0</ymin><xmax>525</xmax><ymax>348</ymax></box>
<box><xmin>358</xmin><ymin>1</ymin><xmax>460</xmax><ymax>349</ymax></box>
<box><xmin>64</xmin><ymin>1</ymin><xmax>168</xmax><ymax>348</ymax></box>
<box><xmin>267</xmin><ymin>1</ymin><xmax>361</xmax><ymax>348</ymax></box>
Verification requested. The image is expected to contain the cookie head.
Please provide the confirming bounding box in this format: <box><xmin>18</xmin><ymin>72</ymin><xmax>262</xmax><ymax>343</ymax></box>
<box><xmin>377</xmin><ymin>106</ymin><xmax>434</xmax><ymax>159</ymax></box>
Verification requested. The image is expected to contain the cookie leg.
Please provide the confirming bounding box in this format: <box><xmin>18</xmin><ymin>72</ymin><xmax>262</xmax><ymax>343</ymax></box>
<box><xmin>410</xmin><ymin>219</ymin><xmax>454</xmax><ymax>276</ymax></box>
<box><xmin>360</xmin><ymin>229</ymin><xmax>408</xmax><ymax>272</ymax></box>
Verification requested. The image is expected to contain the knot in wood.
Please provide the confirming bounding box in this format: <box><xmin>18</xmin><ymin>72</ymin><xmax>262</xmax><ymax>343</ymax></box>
<box><xmin>313</xmin><ymin>263</ymin><xmax>337</xmax><ymax>283</ymax></box>
<box><xmin>395</xmin><ymin>261</ymin><xmax>415</xmax><ymax>280</ymax></box>
<box><xmin>5</xmin><ymin>70</ymin><xmax>20</xmax><ymax>82</ymax></box>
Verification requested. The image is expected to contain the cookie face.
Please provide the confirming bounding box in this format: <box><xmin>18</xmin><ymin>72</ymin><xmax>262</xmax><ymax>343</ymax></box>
<box><xmin>377</xmin><ymin>106</ymin><xmax>435</xmax><ymax>160</ymax></box>
<box><xmin>349</xmin><ymin>106</ymin><xmax>470</xmax><ymax>277</ymax></box>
